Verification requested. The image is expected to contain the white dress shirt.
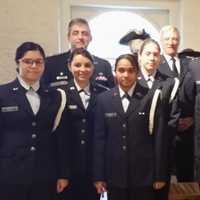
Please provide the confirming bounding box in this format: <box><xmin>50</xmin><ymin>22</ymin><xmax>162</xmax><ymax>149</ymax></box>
<box><xmin>18</xmin><ymin>75</ymin><xmax>40</xmax><ymax>115</ymax></box>
<box><xmin>164</xmin><ymin>54</ymin><xmax>181</xmax><ymax>75</ymax></box>
<box><xmin>119</xmin><ymin>84</ymin><xmax>136</xmax><ymax>112</ymax></box>
<box><xmin>74</xmin><ymin>80</ymin><xmax>90</xmax><ymax>109</ymax></box>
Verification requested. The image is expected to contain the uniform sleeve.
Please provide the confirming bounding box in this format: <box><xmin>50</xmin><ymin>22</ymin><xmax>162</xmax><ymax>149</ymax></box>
<box><xmin>153</xmin><ymin>95</ymin><xmax>169</xmax><ymax>182</ymax></box>
<box><xmin>54</xmin><ymin>91</ymin><xmax>71</xmax><ymax>180</ymax></box>
<box><xmin>179</xmin><ymin>71</ymin><xmax>196</xmax><ymax>117</ymax></box>
<box><xmin>93</xmin><ymin>95</ymin><xmax>106</xmax><ymax>182</ymax></box>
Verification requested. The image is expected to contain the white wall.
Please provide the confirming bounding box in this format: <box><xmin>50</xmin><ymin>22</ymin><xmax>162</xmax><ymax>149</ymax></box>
<box><xmin>0</xmin><ymin>0</ymin><xmax>199</xmax><ymax>83</ymax></box>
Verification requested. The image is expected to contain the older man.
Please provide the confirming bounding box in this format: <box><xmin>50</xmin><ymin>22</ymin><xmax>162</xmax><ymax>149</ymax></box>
<box><xmin>159</xmin><ymin>25</ymin><xmax>195</xmax><ymax>182</ymax></box>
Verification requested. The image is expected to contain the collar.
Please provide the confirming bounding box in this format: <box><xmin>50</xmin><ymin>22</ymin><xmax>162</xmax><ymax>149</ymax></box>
<box><xmin>74</xmin><ymin>79</ymin><xmax>90</xmax><ymax>95</ymax></box>
<box><xmin>140</xmin><ymin>67</ymin><xmax>156</xmax><ymax>82</ymax></box>
<box><xmin>118</xmin><ymin>83</ymin><xmax>136</xmax><ymax>98</ymax></box>
<box><xmin>164</xmin><ymin>54</ymin><xmax>179</xmax><ymax>63</ymax></box>
<box><xmin>17</xmin><ymin>74</ymin><xmax>40</xmax><ymax>91</ymax></box>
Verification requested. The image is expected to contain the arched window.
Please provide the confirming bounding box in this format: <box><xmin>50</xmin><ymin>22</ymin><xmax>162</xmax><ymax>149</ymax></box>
<box><xmin>88</xmin><ymin>11</ymin><xmax>159</xmax><ymax>66</ymax></box>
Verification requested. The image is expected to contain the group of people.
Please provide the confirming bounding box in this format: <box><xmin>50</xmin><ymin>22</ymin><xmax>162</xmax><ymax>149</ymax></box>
<box><xmin>0</xmin><ymin>17</ymin><xmax>197</xmax><ymax>200</ymax></box>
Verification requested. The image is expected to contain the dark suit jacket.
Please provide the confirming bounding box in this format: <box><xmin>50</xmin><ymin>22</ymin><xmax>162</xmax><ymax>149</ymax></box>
<box><xmin>42</xmin><ymin>51</ymin><xmax>115</xmax><ymax>88</ymax></box>
<box><xmin>63</xmin><ymin>80</ymin><xmax>108</xmax><ymax>181</ymax></box>
<box><xmin>0</xmin><ymin>79</ymin><xmax>69</xmax><ymax>184</ymax></box>
<box><xmin>159</xmin><ymin>55</ymin><xmax>195</xmax><ymax>118</ymax></box>
<box><xmin>93</xmin><ymin>83</ymin><xmax>169</xmax><ymax>188</ymax></box>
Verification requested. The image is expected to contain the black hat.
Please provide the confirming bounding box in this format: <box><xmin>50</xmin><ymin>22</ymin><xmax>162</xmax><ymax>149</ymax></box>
<box><xmin>178</xmin><ymin>48</ymin><xmax>200</xmax><ymax>58</ymax></box>
<box><xmin>119</xmin><ymin>29</ymin><xmax>150</xmax><ymax>45</ymax></box>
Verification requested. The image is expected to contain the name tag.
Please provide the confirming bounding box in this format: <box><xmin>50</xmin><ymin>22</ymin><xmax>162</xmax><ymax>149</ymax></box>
<box><xmin>138</xmin><ymin>112</ymin><xmax>145</xmax><ymax>115</ymax></box>
<box><xmin>1</xmin><ymin>106</ymin><xmax>19</xmax><ymax>112</ymax></box>
<box><xmin>196</xmin><ymin>80</ymin><xmax>200</xmax><ymax>85</ymax></box>
<box><xmin>56</xmin><ymin>75</ymin><xmax>68</xmax><ymax>80</ymax></box>
<box><xmin>50</xmin><ymin>80</ymin><xmax>68</xmax><ymax>87</ymax></box>
<box><xmin>105</xmin><ymin>112</ymin><xmax>117</xmax><ymax>118</ymax></box>
<box><xmin>68</xmin><ymin>105</ymin><xmax>78</xmax><ymax>110</ymax></box>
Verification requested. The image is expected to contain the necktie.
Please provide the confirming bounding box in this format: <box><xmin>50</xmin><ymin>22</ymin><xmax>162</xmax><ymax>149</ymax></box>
<box><xmin>147</xmin><ymin>77</ymin><xmax>153</xmax><ymax>89</ymax></box>
<box><xmin>171</xmin><ymin>57</ymin><xmax>179</xmax><ymax>77</ymax></box>
<box><xmin>26</xmin><ymin>87</ymin><xmax>40</xmax><ymax>115</ymax></box>
<box><xmin>122</xmin><ymin>93</ymin><xmax>130</xmax><ymax>112</ymax></box>
<box><xmin>79</xmin><ymin>89</ymin><xmax>90</xmax><ymax>109</ymax></box>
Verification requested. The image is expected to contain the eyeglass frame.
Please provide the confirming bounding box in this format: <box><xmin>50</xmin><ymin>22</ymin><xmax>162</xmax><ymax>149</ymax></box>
<box><xmin>19</xmin><ymin>58</ymin><xmax>45</xmax><ymax>66</ymax></box>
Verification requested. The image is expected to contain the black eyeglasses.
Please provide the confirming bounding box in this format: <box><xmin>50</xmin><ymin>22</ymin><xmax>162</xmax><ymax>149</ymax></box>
<box><xmin>19</xmin><ymin>59</ymin><xmax>44</xmax><ymax>66</ymax></box>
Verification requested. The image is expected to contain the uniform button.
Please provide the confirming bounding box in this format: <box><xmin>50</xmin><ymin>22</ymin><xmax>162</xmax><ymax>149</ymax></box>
<box><xmin>122</xmin><ymin>124</ymin><xmax>126</xmax><ymax>128</ymax></box>
<box><xmin>81</xmin><ymin>140</ymin><xmax>85</xmax><ymax>144</ymax></box>
<box><xmin>32</xmin><ymin>134</ymin><xmax>37</xmax><ymax>139</ymax></box>
<box><xmin>122</xmin><ymin>146</ymin><xmax>126</xmax><ymax>151</ymax></box>
<box><xmin>30</xmin><ymin>146</ymin><xmax>36</xmax><ymax>151</ymax></box>
<box><xmin>122</xmin><ymin>135</ymin><xmax>126</xmax><ymax>139</ymax></box>
<box><xmin>82</xmin><ymin>119</ymin><xmax>86</xmax><ymax>123</ymax></box>
<box><xmin>32</xmin><ymin>122</ymin><xmax>37</xmax><ymax>126</ymax></box>
<box><xmin>81</xmin><ymin>129</ymin><xmax>85</xmax><ymax>133</ymax></box>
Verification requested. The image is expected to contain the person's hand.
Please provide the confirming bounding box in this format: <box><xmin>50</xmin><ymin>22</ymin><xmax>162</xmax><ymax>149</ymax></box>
<box><xmin>178</xmin><ymin>117</ymin><xmax>193</xmax><ymax>132</ymax></box>
<box><xmin>57</xmin><ymin>179</ymin><xmax>70</xmax><ymax>193</ymax></box>
<box><xmin>94</xmin><ymin>181</ymin><xmax>107</xmax><ymax>194</ymax></box>
<box><xmin>153</xmin><ymin>181</ymin><xmax>166</xmax><ymax>190</ymax></box>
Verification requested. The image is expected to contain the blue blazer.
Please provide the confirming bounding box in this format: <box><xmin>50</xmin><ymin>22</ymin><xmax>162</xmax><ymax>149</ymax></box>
<box><xmin>0</xmin><ymin>79</ymin><xmax>69</xmax><ymax>184</ymax></box>
<box><xmin>42</xmin><ymin>51</ymin><xmax>115</xmax><ymax>88</ymax></box>
<box><xmin>93</xmin><ymin>83</ymin><xmax>169</xmax><ymax>188</ymax></box>
<box><xmin>63</xmin><ymin>80</ymin><xmax>108</xmax><ymax>181</ymax></box>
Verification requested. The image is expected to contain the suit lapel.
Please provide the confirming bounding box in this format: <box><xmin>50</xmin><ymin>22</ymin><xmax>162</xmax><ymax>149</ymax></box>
<box><xmin>112</xmin><ymin>87</ymin><xmax>125</xmax><ymax>118</ymax></box>
<box><xmin>68</xmin><ymin>81</ymin><xmax>85</xmax><ymax>111</ymax></box>
<box><xmin>179</xmin><ymin>58</ymin><xmax>189</xmax><ymax>85</ymax></box>
<box><xmin>138</xmin><ymin>73</ymin><xmax>149</xmax><ymax>89</ymax></box>
<box><xmin>86</xmin><ymin>84</ymin><xmax>97</xmax><ymax>111</ymax></box>
<box><xmin>126</xmin><ymin>83</ymin><xmax>145</xmax><ymax>116</ymax></box>
<box><xmin>11</xmin><ymin>80</ymin><xmax>34</xmax><ymax>116</ymax></box>
<box><xmin>36</xmin><ymin>86</ymin><xmax>50</xmax><ymax>116</ymax></box>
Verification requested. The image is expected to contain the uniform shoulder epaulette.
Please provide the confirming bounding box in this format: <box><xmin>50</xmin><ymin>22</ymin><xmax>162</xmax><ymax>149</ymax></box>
<box><xmin>95</xmin><ymin>83</ymin><xmax>110</xmax><ymax>91</ymax></box>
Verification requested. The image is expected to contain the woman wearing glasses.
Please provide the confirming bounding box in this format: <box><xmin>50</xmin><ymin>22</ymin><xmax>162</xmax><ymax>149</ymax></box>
<box><xmin>0</xmin><ymin>41</ymin><xmax>69</xmax><ymax>200</ymax></box>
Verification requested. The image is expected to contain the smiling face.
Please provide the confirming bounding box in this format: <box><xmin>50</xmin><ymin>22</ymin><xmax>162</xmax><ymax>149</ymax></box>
<box><xmin>68</xmin><ymin>23</ymin><xmax>92</xmax><ymax>49</ymax></box>
<box><xmin>18</xmin><ymin>50</ymin><xmax>45</xmax><ymax>85</ymax></box>
<box><xmin>139</xmin><ymin>40</ymin><xmax>161</xmax><ymax>75</ymax></box>
<box><xmin>115</xmin><ymin>57</ymin><xmax>138</xmax><ymax>92</ymax></box>
<box><xmin>160</xmin><ymin>27</ymin><xmax>180</xmax><ymax>57</ymax></box>
<box><xmin>69</xmin><ymin>54</ymin><xmax>94</xmax><ymax>87</ymax></box>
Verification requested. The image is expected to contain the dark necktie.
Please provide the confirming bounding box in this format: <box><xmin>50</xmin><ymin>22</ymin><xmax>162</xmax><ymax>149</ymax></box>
<box><xmin>122</xmin><ymin>92</ymin><xmax>131</xmax><ymax>101</ymax></box>
<box><xmin>122</xmin><ymin>92</ymin><xmax>131</xmax><ymax>112</ymax></box>
<box><xmin>171</xmin><ymin>57</ymin><xmax>179</xmax><ymax>77</ymax></box>
<box><xmin>79</xmin><ymin>89</ymin><xmax>90</xmax><ymax>108</ymax></box>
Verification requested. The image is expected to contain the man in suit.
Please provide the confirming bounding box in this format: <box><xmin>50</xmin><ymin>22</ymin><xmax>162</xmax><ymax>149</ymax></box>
<box><xmin>93</xmin><ymin>53</ymin><xmax>169</xmax><ymax>200</ymax></box>
<box><xmin>42</xmin><ymin>18</ymin><xmax>115</xmax><ymax>89</ymax></box>
<box><xmin>159</xmin><ymin>25</ymin><xmax>195</xmax><ymax>181</ymax></box>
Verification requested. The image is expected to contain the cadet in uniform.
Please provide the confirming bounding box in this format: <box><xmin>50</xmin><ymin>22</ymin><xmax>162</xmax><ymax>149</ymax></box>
<box><xmin>138</xmin><ymin>38</ymin><xmax>180</xmax><ymax>200</ymax></box>
<box><xmin>0</xmin><ymin>42</ymin><xmax>69</xmax><ymax>200</ymax></box>
<box><xmin>42</xmin><ymin>18</ymin><xmax>115</xmax><ymax>89</ymax></box>
<box><xmin>119</xmin><ymin>28</ymin><xmax>150</xmax><ymax>55</ymax></box>
<box><xmin>93</xmin><ymin>53</ymin><xmax>169</xmax><ymax>200</ymax></box>
<box><xmin>62</xmin><ymin>48</ymin><xmax>109</xmax><ymax>200</ymax></box>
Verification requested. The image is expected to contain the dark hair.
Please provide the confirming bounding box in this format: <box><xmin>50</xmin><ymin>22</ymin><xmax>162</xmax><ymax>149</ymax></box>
<box><xmin>139</xmin><ymin>38</ymin><xmax>161</xmax><ymax>56</ymax></box>
<box><xmin>68</xmin><ymin>48</ymin><xmax>94</xmax><ymax>65</ymax></box>
<box><xmin>68</xmin><ymin>18</ymin><xmax>90</xmax><ymax>37</ymax></box>
<box><xmin>15</xmin><ymin>41</ymin><xmax>45</xmax><ymax>64</ymax></box>
<box><xmin>115</xmin><ymin>54</ymin><xmax>139</xmax><ymax>72</ymax></box>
